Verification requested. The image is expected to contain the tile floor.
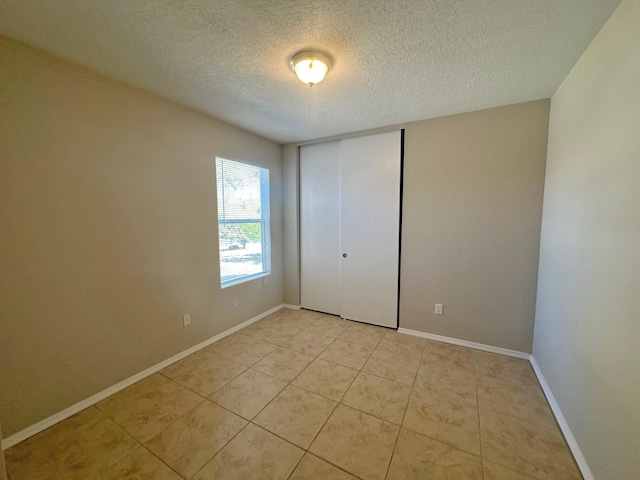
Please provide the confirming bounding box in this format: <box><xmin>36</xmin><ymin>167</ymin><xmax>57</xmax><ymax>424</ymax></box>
<box><xmin>4</xmin><ymin>308</ymin><xmax>583</xmax><ymax>480</ymax></box>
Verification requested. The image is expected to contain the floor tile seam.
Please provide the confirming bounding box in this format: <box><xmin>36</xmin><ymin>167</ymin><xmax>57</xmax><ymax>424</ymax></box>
<box><xmin>476</xmin><ymin>397</ymin><xmax>558</xmax><ymax>425</ymax></box>
<box><xmin>474</xmin><ymin>350</ymin><xmax>486</xmax><ymax>480</ymax></box>
<box><xmin>188</xmin><ymin>421</ymin><xmax>253</xmax><ymax>480</ymax></box>
<box><xmin>284</xmin><ymin>451</ymin><xmax>306</xmax><ymax>480</ymax></box>
<box><xmin>286</xmin><ymin>352</ymin><xmax>334</xmax><ymax>393</ymax></box>
<box><xmin>304</xmin><ymin>413</ymin><xmax>374</xmax><ymax>480</ymax></box>
<box><xmin>337</xmin><ymin>387</ymin><xmax>410</xmax><ymax>427</ymax></box>
<box><xmin>410</xmin><ymin>378</ymin><xmax>479</xmax><ymax>408</ymax></box>
<box><xmin>290</xmin><ymin>397</ymin><xmax>340</xmax><ymax>451</ymax></box>
<box><xmin>476</xmin><ymin>402</ymin><xmax>569</xmax><ymax>437</ymax></box>
<box><xmin>164</xmin><ymin>366</ymin><xmax>248</xmax><ymax>401</ymax></box>
<box><xmin>478</xmin><ymin>410</ymin><xmax>583</xmax><ymax>479</ymax></box>
<box><xmin>240</xmin><ymin>420</ymin><xmax>313</xmax><ymax>457</ymax></box>
<box><xmin>359</xmin><ymin>364</ymin><xmax>417</xmax><ymax>388</ymax></box>
<box><xmin>400</xmin><ymin>423</ymin><xmax>483</xmax><ymax>459</ymax></box>
<box><xmin>136</xmin><ymin>441</ymin><xmax>189</xmax><ymax>479</ymax></box>
<box><xmin>483</xmin><ymin>455</ymin><xmax>582</xmax><ymax>480</ymax></box>
<box><xmin>243</xmin><ymin>365</ymin><xmax>302</xmax><ymax>385</ymax></box>
<box><xmin>476</xmin><ymin>373</ymin><xmax>550</xmax><ymax>399</ymax></box>
<box><xmin>383</xmin><ymin>344</ymin><xmax>423</xmax><ymax>480</ymax></box>
<box><xmin>334</xmin><ymin>334</ymin><xmax>383</xmax><ymax>350</ymax></box>
<box><xmin>372</xmin><ymin>344</ymin><xmax>421</xmax><ymax>365</ymax></box>
<box><xmin>288</xmin><ymin>360</ymin><xmax>358</xmax><ymax>404</ymax></box>
<box><xmin>284</xmin><ymin>332</ymin><xmax>339</xmax><ymax>358</ymax></box>
<box><xmin>316</xmin><ymin>351</ymin><xmax>370</xmax><ymax>372</ymax></box>
<box><xmin>241</xmin><ymin>331</ymin><xmax>302</xmax><ymax>347</ymax></box>
<box><xmin>123</xmin><ymin>395</ymin><xmax>207</xmax><ymax>446</ymax></box>
<box><xmin>480</xmin><ymin>458</ymin><xmax>540</xmax><ymax>480</ymax></box>
<box><xmin>116</xmin><ymin>376</ymin><xmax>222</xmax><ymax>444</ymax></box>
<box><xmin>374</xmin><ymin>343</ymin><xmax>424</xmax><ymax>361</ymax></box>
<box><xmin>233</xmin><ymin>372</ymin><xmax>291</xmax><ymax>423</ymax></box>
<box><xmin>84</xmin><ymin>415</ymin><xmax>143</xmax><ymax>478</ymax></box>
<box><xmin>247</xmin><ymin>367</ymin><xmax>341</xmax><ymax>442</ymax></box>
<box><xmin>286</xmin><ymin>452</ymin><xmax>368</xmax><ymax>480</ymax></box>
<box><xmin>418</xmin><ymin>358</ymin><xmax>477</xmax><ymax>375</ymax></box>
<box><xmin>258</xmin><ymin>343</ymin><xmax>318</xmax><ymax>362</ymax></box>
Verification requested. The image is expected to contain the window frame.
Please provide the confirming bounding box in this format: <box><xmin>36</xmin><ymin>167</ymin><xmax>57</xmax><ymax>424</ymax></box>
<box><xmin>215</xmin><ymin>156</ymin><xmax>271</xmax><ymax>288</ymax></box>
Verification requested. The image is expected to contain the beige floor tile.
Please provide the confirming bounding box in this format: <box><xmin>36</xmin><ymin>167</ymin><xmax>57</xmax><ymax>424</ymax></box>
<box><xmin>403</xmin><ymin>385</ymin><xmax>481</xmax><ymax>455</ymax></box>
<box><xmin>192</xmin><ymin>423</ymin><xmax>304</xmax><ymax>480</ymax></box>
<box><xmin>341</xmin><ymin>372</ymin><xmax>411</xmax><ymax>424</ymax></box>
<box><xmin>252</xmin><ymin>347</ymin><xmax>315</xmax><ymax>381</ymax></box>
<box><xmin>304</xmin><ymin>315</ymin><xmax>351</xmax><ymax>337</ymax></box>
<box><xmin>99</xmin><ymin>446</ymin><xmax>181</xmax><ymax>480</ymax></box>
<box><xmin>309</xmin><ymin>404</ymin><xmax>399</xmax><ymax>480</ymax></box>
<box><xmin>211</xmin><ymin>368</ymin><xmax>287</xmax><ymax>419</ymax></box>
<box><xmin>289</xmin><ymin>453</ymin><xmax>359</xmax><ymax>480</ymax></box>
<box><xmin>283</xmin><ymin>330</ymin><xmax>335</xmax><ymax>356</ymax></box>
<box><xmin>387</xmin><ymin>428</ymin><xmax>482</xmax><ymax>480</ymax></box>
<box><xmin>145</xmin><ymin>400</ymin><xmax>247</xmax><ymax>478</ymax></box>
<box><xmin>415</xmin><ymin>362</ymin><xmax>477</xmax><ymax>405</ymax></box>
<box><xmin>318</xmin><ymin>339</ymin><xmax>375</xmax><ymax>370</ymax></box>
<box><xmin>5</xmin><ymin>407</ymin><xmax>137</xmax><ymax>480</ymax></box>
<box><xmin>475</xmin><ymin>351</ymin><xmax>537</xmax><ymax>382</ymax></box>
<box><xmin>421</xmin><ymin>341</ymin><xmax>476</xmax><ymax>372</ymax></box>
<box><xmin>362</xmin><ymin>348</ymin><xmax>420</xmax><ymax>386</ymax></box>
<box><xmin>254</xmin><ymin>385</ymin><xmax>337</xmax><ymax>448</ymax></box>
<box><xmin>483</xmin><ymin>460</ymin><xmax>539</xmax><ymax>479</ymax></box>
<box><xmin>263</xmin><ymin>308</ymin><xmax>324</xmax><ymax>329</ymax></box>
<box><xmin>480</xmin><ymin>410</ymin><xmax>581</xmax><ymax>480</ymax></box>
<box><xmin>292</xmin><ymin>358</ymin><xmax>358</xmax><ymax>401</ymax></box>
<box><xmin>242</xmin><ymin>322</ymin><xmax>303</xmax><ymax>345</ymax></box>
<box><xmin>160</xmin><ymin>349</ymin><xmax>218</xmax><ymax>379</ymax></box>
<box><xmin>171</xmin><ymin>355</ymin><xmax>247</xmax><ymax>397</ymax></box>
<box><xmin>338</xmin><ymin>323</ymin><xmax>386</xmax><ymax>347</ymax></box>
<box><xmin>476</xmin><ymin>373</ymin><xmax>556</xmax><ymax>427</ymax></box>
<box><xmin>377</xmin><ymin>333</ymin><xmax>425</xmax><ymax>359</ymax></box>
<box><xmin>96</xmin><ymin>374</ymin><xmax>203</xmax><ymax>443</ymax></box>
<box><xmin>205</xmin><ymin>333</ymin><xmax>277</xmax><ymax>366</ymax></box>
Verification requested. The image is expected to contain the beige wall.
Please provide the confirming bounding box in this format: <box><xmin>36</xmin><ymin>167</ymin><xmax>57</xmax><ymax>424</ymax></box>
<box><xmin>281</xmin><ymin>144</ymin><xmax>300</xmax><ymax>305</ymax></box>
<box><xmin>533</xmin><ymin>0</ymin><xmax>640</xmax><ymax>478</ymax></box>
<box><xmin>0</xmin><ymin>37</ymin><xmax>283</xmax><ymax>437</ymax></box>
<box><xmin>400</xmin><ymin>100</ymin><xmax>549</xmax><ymax>352</ymax></box>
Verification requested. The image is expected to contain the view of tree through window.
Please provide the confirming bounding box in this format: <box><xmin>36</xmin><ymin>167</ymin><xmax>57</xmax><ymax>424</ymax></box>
<box><xmin>216</xmin><ymin>157</ymin><xmax>270</xmax><ymax>286</ymax></box>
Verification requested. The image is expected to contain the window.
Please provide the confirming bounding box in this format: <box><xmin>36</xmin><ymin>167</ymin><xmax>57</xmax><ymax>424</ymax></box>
<box><xmin>216</xmin><ymin>157</ymin><xmax>271</xmax><ymax>287</ymax></box>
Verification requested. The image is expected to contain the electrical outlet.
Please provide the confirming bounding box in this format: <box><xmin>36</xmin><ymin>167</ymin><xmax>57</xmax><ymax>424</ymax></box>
<box><xmin>233</xmin><ymin>297</ymin><xmax>239</xmax><ymax>308</ymax></box>
<box><xmin>263</xmin><ymin>277</ymin><xmax>268</xmax><ymax>286</ymax></box>
<box><xmin>435</xmin><ymin>304</ymin><xmax>443</xmax><ymax>315</ymax></box>
<box><xmin>183</xmin><ymin>313</ymin><xmax>191</xmax><ymax>326</ymax></box>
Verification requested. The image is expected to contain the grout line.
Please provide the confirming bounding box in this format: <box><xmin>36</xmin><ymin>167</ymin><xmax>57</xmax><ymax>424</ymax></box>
<box><xmin>382</xmin><ymin>338</ymin><xmax>425</xmax><ymax>479</ymax></box>
<box><xmin>138</xmin><ymin>442</ymin><xmax>187</xmax><ymax>479</ymax></box>
<box><xmin>189</xmin><ymin>421</ymin><xmax>252</xmax><ymax>480</ymax></box>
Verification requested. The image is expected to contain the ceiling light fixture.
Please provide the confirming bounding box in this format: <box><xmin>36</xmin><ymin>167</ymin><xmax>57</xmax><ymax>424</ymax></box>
<box><xmin>289</xmin><ymin>51</ymin><xmax>332</xmax><ymax>86</ymax></box>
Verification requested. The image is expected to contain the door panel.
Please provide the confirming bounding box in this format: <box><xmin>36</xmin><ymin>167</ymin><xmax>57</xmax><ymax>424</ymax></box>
<box><xmin>339</xmin><ymin>131</ymin><xmax>401</xmax><ymax>327</ymax></box>
<box><xmin>300</xmin><ymin>141</ymin><xmax>341</xmax><ymax>315</ymax></box>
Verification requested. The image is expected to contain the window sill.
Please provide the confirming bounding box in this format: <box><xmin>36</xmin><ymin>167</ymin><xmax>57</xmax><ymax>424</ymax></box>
<box><xmin>221</xmin><ymin>271</ymin><xmax>270</xmax><ymax>289</ymax></box>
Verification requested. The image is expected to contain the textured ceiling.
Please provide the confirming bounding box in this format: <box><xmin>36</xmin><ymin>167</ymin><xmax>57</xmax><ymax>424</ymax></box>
<box><xmin>0</xmin><ymin>0</ymin><xmax>620</xmax><ymax>143</ymax></box>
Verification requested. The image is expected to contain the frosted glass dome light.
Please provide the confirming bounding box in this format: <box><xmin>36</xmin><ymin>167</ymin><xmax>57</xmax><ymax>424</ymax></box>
<box><xmin>290</xmin><ymin>51</ymin><xmax>332</xmax><ymax>86</ymax></box>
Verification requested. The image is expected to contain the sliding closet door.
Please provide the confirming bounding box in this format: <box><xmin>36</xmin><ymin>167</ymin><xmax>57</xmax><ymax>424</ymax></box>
<box><xmin>340</xmin><ymin>131</ymin><xmax>401</xmax><ymax>328</ymax></box>
<box><xmin>300</xmin><ymin>141</ymin><xmax>341</xmax><ymax>315</ymax></box>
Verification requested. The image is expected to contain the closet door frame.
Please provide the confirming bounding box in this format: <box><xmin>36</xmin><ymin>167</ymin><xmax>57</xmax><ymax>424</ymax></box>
<box><xmin>299</xmin><ymin>130</ymin><xmax>404</xmax><ymax>329</ymax></box>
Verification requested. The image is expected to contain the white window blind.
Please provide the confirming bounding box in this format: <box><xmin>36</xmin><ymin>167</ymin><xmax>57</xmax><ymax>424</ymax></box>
<box><xmin>216</xmin><ymin>157</ymin><xmax>270</xmax><ymax>287</ymax></box>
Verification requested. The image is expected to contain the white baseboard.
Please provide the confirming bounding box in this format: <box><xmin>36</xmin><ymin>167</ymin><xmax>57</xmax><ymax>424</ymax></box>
<box><xmin>398</xmin><ymin>328</ymin><xmax>592</xmax><ymax>479</ymax></box>
<box><xmin>283</xmin><ymin>304</ymin><xmax>301</xmax><ymax>310</ymax></box>
<box><xmin>397</xmin><ymin>328</ymin><xmax>531</xmax><ymax>359</ymax></box>
<box><xmin>529</xmin><ymin>356</ymin><xmax>594</xmax><ymax>480</ymax></box>
<box><xmin>2</xmin><ymin>304</ymin><xmax>286</xmax><ymax>450</ymax></box>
